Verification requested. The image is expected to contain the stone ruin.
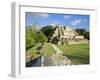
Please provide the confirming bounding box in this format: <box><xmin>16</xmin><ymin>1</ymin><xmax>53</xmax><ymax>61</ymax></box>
<box><xmin>50</xmin><ymin>25</ymin><xmax>88</xmax><ymax>45</ymax></box>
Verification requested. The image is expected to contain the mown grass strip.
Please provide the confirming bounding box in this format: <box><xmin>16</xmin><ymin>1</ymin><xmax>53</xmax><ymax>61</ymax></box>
<box><xmin>56</xmin><ymin>44</ymin><xmax>89</xmax><ymax>65</ymax></box>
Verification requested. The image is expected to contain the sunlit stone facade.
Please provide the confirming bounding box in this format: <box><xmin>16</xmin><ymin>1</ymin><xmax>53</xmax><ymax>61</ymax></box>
<box><xmin>50</xmin><ymin>25</ymin><xmax>84</xmax><ymax>44</ymax></box>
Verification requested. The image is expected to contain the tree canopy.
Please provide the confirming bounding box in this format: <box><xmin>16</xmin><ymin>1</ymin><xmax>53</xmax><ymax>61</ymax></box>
<box><xmin>26</xmin><ymin>25</ymin><xmax>47</xmax><ymax>49</ymax></box>
<box><xmin>41</xmin><ymin>25</ymin><xmax>57</xmax><ymax>41</ymax></box>
<box><xmin>76</xmin><ymin>28</ymin><xmax>90</xmax><ymax>40</ymax></box>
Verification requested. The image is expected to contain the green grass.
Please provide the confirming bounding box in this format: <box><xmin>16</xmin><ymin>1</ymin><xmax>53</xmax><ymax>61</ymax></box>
<box><xmin>40</xmin><ymin>42</ymin><xmax>55</xmax><ymax>56</ymax></box>
<box><xmin>26</xmin><ymin>42</ymin><xmax>55</xmax><ymax>59</ymax></box>
<box><xmin>56</xmin><ymin>44</ymin><xmax>89</xmax><ymax>65</ymax></box>
<box><xmin>26</xmin><ymin>42</ymin><xmax>89</xmax><ymax>65</ymax></box>
<box><xmin>26</xmin><ymin>43</ymin><xmax>41</xmax><ymax>59</ymax></box>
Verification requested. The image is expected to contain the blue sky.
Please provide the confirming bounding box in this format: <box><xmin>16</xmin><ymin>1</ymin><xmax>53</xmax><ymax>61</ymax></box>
<box><xmin>26</xmin><ymin>12</ymin><xmax>90</xmax><ymax>31</ymax></box>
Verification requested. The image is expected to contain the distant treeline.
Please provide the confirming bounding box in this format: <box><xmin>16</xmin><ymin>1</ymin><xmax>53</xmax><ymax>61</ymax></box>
<box><xmin>76</xmin><ymin>28</ymin><xmax>90</xmax><ymax>40</ymax></box>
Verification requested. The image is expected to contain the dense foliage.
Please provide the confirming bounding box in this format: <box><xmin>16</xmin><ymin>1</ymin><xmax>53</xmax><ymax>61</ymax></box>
<box><xmin>26</xmin><ymin>26</ymin><xmax>47</xmax><ymax>50</ymax></box>
<box><xmin>76</xmin><ymin>28</ymin><xmax>90</xmax><ymax>40</ymax></box>
<box><xmin>41</xmin><ymin>25</ymin><xmax>57</xmax><ymax>41</ymax></box>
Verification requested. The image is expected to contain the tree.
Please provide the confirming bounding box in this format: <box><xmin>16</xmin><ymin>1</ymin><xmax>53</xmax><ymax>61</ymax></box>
<box><xmin>35</xmin><ymin>31</ymin><xmax>48</xmax><ymax>43</ymax></box>
<box><xmin>26</xmin><ymin>28</ymin><xmax>36</xmax><ymax>49</ymax></box>
<box><xmin>41</xmin><ymin>25</ymin><xmax>56</xmax><ymax>41</ymax></box>
<box><xmin>26</xmin><ymin>25</ymin><xmax>48</xmax><ymax>49</ymax></box>
<box><xmin>76</xmin><ymin>29</ymin><xmax>86</xmax><ymax>35</ymax></box>
<box><xmin>84</xmin><ymin>32</ymin><xmax>90</xmax><ymax>40</ymax></box>
<box><xmin>76</xmin><ymin>28</ymin><xmax>90</xmax><ymax>40</ymax></box>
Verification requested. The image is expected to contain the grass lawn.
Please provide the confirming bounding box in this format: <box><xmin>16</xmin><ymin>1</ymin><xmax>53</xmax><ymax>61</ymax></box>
<box><xmin>56</xmin><ymin>44</ymin><xmax>89</xmax><ymax>65</ymax></box>
<box><xmin>40</xmin><ymin>42</ymin><xmax>56</xmax><ymax>56</ymax></box>
<box><xmin>26</xmin><ymin>43</ymin><xmax>41</xmax><ymax>59</ymax></box>
<box><xmin>26</xmin><ymin>42</ymin><xmax>55</xmax><ymax>58</ymax></box>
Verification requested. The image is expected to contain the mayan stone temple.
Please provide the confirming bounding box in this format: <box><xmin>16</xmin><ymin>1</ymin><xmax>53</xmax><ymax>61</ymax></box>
<box><xmin>50</xmin><ymin>24</ymin><xmax>88</xmax><ymax>45</ymax></box>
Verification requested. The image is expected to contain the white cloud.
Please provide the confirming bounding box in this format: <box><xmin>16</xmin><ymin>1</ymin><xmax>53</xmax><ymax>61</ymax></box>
<box><xmin>71</xmin><ymin>19</ymin><xmax>81</xmax><ymax>26</ymax></box>
<box><xmin>63</xmin><ymin>15</ymin><xmax>71</xmax><ymax>19</ymax></box>
<box><xmin>39</xmin><ymin>13</ymin><xmax>49</xmax><ymax>18</ymax></box>
<box><xmin>26</xmin><ymin>12</ymin><xmax>49</xmax><ymax>18</ymax></box>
